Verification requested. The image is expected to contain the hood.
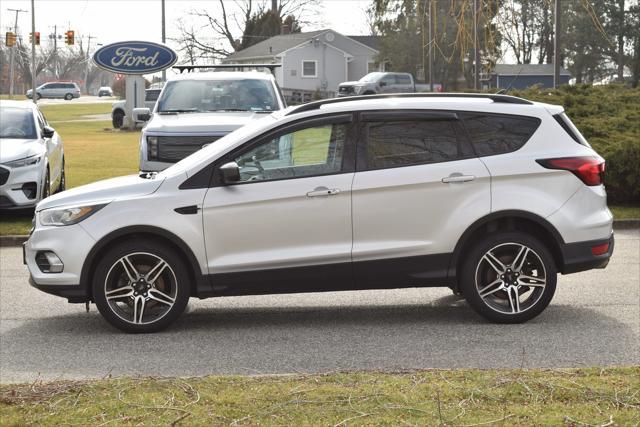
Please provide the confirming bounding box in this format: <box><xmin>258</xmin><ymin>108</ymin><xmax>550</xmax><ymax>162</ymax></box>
<box><xmin>146</xmin><ymin>111</ymin><xmax>271</xmax><ymax>134</ymax></box>
<box><xmin>36</xmin><ymin>174</ymin><xmax>166</xmax><ymax>211</ymax></box>
<box><xmin>339</xmin><ymin>81</ymin><xmax>362</xmax><ymax>87</ymax></box>
<box><xmin>0</xmin><ymin>139</ymin><xmax>43</xmax><ymax>163</ymax></box>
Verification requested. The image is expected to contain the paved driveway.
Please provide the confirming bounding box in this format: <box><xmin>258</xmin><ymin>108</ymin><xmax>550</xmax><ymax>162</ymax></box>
<box><xmin>1</xmin><ymin>229</ymin><xmax>638</xmax><ymax>383</ymax></box>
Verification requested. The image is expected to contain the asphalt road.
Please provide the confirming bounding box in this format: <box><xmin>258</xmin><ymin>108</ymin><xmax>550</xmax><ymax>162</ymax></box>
<box><xmin>1</xmin><ymin>229</ymin><xmax>638</xmax><ymax>383</ymax></box>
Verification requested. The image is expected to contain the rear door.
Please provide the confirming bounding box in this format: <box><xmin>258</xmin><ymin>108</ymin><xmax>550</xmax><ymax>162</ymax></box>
<box><xmin>351</xmin><ymin>110</ymin><xmax>491</xmax><ymax>287</ymax></box>
<box><xmin>201</xmin><ymin>113</ymin><xmax>356</xmax><ymax>293</ymax></box>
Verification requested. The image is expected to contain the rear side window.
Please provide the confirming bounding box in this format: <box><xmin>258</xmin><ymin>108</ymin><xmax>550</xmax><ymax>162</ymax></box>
<box><xmin>553</xmin><ymin>112</ymin><xmax>590</xmax><ymax>147</ymax></box>
<box><xmin>364</xmin><ymin>117</ymin><xmax>472</xmax><ymax>169</ymax></box>
<box><xmin>146</xmin><ymin>90</ymin><xmax>161</xmax><ymax>102</ymax></box>
<box><xmin>461</xmin><ymin>113</ymin><xmax>540</xmax><ymax>156</ymax></box>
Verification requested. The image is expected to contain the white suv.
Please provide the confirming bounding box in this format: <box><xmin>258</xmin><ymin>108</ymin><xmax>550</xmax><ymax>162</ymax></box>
<box><xmin>24</xmin><ymin>94</ymin><xmax>614</xmax><ymax>333</ymax></box>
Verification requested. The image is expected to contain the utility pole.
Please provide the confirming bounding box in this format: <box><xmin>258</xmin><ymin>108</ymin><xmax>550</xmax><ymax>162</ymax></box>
<box><xmin>428</xmin><ymin>0</ymin><xmax>434</xmax><ymax>92</ymax></box>
<box><xmin>473</xmin><ymin>0</ymin><xmax>480</xmax><ymax>90</ymax></box>
<box><xmin>161</xmin><ymin>0</ymin><xmax>166</xmax><ymax>82</ymax></box>
<box><xmin>84</xmin><ymin>34</ymin><xmax>96</xmax><ymax>94</ymax></box>
<box><xmin>31</xmin><ymin>0</ymin><xmax>36</xmax><ymax>103</ymax></box>
<box><xmin>553</xmin><ymin>0</ymin><xmax>561</xmax><ymax>88</ymax></box>
<box><xmin>7</xmin><ymin>8</ymin><xmax>28</xmax><ymax>99</ymax></box>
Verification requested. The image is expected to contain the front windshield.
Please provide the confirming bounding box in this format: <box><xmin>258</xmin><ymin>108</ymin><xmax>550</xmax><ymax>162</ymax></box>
<box><xmin>0</xmin><ymin>107</ymin><xmax>37</xmax><ymax>139</ymax></box>
<box><xmin>157</xmin><ymin>79</ymin><xmax>280</xmax><ymax>113</ymax></box>
<box><xmin>359</xmin><ymin>72</ymin><xmax>384</xmax><ymax>83</ymax></box>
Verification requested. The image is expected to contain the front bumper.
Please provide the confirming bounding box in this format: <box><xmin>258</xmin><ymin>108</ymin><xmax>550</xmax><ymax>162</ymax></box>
<box><xmin>24</xmin><ymin>220</ymin><xmax>96</xmax><ymax>302</ymax></box>
<box><xmin>0</xmin><ymin>163</ymin><xmax>43</xmax><ymax>209</ymax></box>
<box><xmin>561</xmin><ymin>232</ymin><xmax>614</xmax><ymax>274</ymax></box>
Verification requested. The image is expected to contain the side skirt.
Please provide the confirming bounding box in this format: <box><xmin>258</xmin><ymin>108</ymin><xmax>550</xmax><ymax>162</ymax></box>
<box><xmin>202</xmin><ymin>253</ymin><xmax>454</xmax><ymax>298</ymax></box>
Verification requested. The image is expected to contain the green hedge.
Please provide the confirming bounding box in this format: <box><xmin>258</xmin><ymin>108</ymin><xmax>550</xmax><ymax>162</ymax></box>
<box><xmin>510</xmin><ymin>84</ymin><xmax>640</xmax><ymax>204</ymax></box>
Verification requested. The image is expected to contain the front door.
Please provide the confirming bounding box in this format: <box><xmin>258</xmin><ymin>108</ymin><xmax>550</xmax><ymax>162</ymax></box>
<box><xmin>202</xmin><ymin>114</ymin><xmax>356</xmax><ymax>294</ymax></box>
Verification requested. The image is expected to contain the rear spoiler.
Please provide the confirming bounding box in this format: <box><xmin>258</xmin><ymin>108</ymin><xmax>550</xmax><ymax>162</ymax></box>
<box><xmin>173</xmin><ymin>64</ymin><xmax>281</xmax><ymax>75</ymax></box>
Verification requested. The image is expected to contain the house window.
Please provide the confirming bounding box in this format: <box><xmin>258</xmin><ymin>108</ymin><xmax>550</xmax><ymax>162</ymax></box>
<box><xmin>367</xmin><ymin>61</ymin><xmax>377</xmax><ymax>73</ymax></box>
<box><xmin>302</xmin><ymin>60</ymin><xmax>317</xmax><ymax>78</ymax></box>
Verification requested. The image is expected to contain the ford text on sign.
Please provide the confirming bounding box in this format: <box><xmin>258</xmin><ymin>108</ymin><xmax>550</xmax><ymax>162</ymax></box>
<box><xmin>93</xmin><ymin>41</ymin><xmax>178</xmax><ymax>75</ymax></box>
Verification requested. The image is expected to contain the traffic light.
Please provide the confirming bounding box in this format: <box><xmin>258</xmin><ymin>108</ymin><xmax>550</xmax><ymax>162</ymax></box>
<box><xmin>5</xmin><ymin>31</ymin><xmax>16</xmax><ymax>47</ymax></box>
<box><xmin>29</xmin><ymin>32</ymin><xmax>40</xmax><ymax>45</ymax></box>
<box><xmin>64</xmin><ymin>30</ymin><xmax>74</xmax><ymax>45</ymax></box>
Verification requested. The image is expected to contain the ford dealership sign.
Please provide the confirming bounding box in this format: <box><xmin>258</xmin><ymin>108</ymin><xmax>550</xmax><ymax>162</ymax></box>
<box><xmin>93</xmin><ymin>41</ymin><xmax>178</xmax><ymax>75</ymax></box>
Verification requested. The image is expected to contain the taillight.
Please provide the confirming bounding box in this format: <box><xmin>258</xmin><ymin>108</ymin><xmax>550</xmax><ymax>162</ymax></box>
<box><xmin>591</xmin><ymin>242</ymin><xmax>610</xmax><ymax>256</ymax></box>
<box><xmin>536</xmin><ymin>156</ymin><xmax>605</xmax><ymax>186</ymax></box>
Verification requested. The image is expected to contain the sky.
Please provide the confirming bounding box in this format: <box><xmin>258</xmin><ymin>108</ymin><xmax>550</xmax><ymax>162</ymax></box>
<box><xmin>0</xmin><ymin>0</ymin><xmax>372</xmax><ymax>49</ymax></box>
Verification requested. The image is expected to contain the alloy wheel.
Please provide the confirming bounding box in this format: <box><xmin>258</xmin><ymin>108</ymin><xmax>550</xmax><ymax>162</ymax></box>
<box><xmin>474</xmin><ymin>242</ymin><xmax>547</xmax><ymax>315</ymax></box>
<box><xmin>104</xmin><ymin>252</ymin><xmax>178</xmax><ymax>325</ymax></box>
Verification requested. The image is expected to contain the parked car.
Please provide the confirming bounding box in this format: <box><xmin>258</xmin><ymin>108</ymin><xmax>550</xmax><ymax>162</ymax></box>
<box><xmin>135</xmin><ymin>71</ymin><xmax>286</xmax><ymax>172</ymax></box>
<box><xmin>1</xmin><ymin>100</ymin><xmax>65</xmax><ymax>209</ymax></box>
<box><xmin>338</xmin><ymin>72</ymin><xmax>417</xmax><ymax>96</ymax></box>
<box><xmin>24</xmin><ymin>93</ymin><xmax>613</xmax><ymax>333</ymax></box>
<box><xmin>98</xmin><ymin>86</ymin><xmax>113</xmax><ymax>97</ymax></box>
<box><xmin>26</xmin><ymin>82</ymin><xmax>81</xmax><ymax>100</ymax></box>
<box><xmin>111</xmin><ymin>89</ymin><xmax>161</xmax><ymax>129</ymax></box>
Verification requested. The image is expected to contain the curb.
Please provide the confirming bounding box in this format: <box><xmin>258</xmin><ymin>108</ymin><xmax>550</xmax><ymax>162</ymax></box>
<box><xmin>1</xmin><ymin>220</ymin><xmax>637</xmax><ymax>248</ymax></box>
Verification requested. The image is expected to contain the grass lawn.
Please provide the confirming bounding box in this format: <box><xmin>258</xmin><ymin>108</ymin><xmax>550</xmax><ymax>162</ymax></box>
<box><xmin>1</xmin><ymin>367</ymin><xmax>638</xmax><ymax>425</ymax></box>
<box><xmin>0</xmin><ymin>103</ymin><xmax>138</xmax><ymax>235</ymax></box>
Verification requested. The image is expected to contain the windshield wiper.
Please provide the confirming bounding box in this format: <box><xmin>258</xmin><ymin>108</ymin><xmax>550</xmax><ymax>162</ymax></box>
<box><xmin>157</xmin><ymin>108</ymin><xmax>200</xmax><ymax>114</ymax></box>
<box><xmin>205</xmin><ymin>108</ymin><xmax>250</xmax><ymax>112</ymax></box>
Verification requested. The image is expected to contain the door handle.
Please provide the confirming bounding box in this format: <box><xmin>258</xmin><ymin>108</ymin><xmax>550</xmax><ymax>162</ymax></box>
<box><xmin>306</xmin><ymin>187</ymin><xmax>341</xmax><ymax>197</ymax></box>
<box><xmin>441</xmin><ymin>174</ymin><xmax>475</xmax><ymax>183</ymax></box>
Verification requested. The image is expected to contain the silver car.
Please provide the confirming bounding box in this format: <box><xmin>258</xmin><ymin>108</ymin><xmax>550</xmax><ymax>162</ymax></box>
<box><xmin>26</xmin><ymin>82</ymin><xmax>81</xmax><ymax>100</ymax></box>
<box><xmin>0</xmin><ymin>100</ymin><xmax>65</xmax><ymax>209</ymax></box>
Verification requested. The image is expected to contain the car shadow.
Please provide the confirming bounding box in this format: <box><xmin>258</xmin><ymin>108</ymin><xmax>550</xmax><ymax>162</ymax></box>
<box><xmin>2</xmin><ymin>293</ymin><xmax>638</xmax><ymax>381</ymax></box>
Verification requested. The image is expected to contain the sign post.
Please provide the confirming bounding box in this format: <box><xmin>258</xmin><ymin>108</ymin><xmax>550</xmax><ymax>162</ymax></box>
<box><xmin>92</xmin><ymin>41</ymin><xmax>178</xmax><ymax>130</ymax></box>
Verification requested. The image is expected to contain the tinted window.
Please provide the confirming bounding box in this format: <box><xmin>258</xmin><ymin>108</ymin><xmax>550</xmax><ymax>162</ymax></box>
<box><xmin>461</xmin><ymin>113</ymin><xmax>540</xmax><ymax>156</ymax></box>
<box><xmin>365</xmin><ymin>119</ymin><xmax>469</xmax><ymax>169</ymax></box>
<box><xmin>64</xmin><ymin>83</ymin><xmax>75</xmax><ymax>89</ymax></box>
<box><xmin>0</xmin><ymin>107</ymin><xmax>37</xmax><ymax>139</ymax></box>
<box><xmin>233</xmin><ymin>123</ymin><xmax>347</xmax><ymax>183</ymax></box>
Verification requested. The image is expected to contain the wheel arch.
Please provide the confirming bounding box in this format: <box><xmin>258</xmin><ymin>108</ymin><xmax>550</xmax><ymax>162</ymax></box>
<box><xmin>79</xmin><ymin>225</ymin><xmax>211</xmax><ymax>300</ymax></box>
<box><xmin>449</xmin><ymin>210</ymin><xmax>566</xmax><ymax>287</ymax></box>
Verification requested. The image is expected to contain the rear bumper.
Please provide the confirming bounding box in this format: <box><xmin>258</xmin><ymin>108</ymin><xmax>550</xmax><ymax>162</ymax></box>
<box><xmin>560</xmin><ymin>232</ymin><xmax>614</xmax><ymax>274</ymax></box>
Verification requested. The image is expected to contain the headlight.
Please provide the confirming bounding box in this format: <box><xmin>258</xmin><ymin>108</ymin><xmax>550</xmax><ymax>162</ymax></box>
<box><xmin>147</xmin><ymin>136</ymin><xmax>159</xmax><ymax>160</ymax></box>
<box><xmin>39</xmin><ymin>203</ymin><xmax>107</xmax><ymax>226</ymax></box>
<box><xmin>3</xmin><ymin>155</ymin><xmax>42</xmax><ymax>168</ymax></box>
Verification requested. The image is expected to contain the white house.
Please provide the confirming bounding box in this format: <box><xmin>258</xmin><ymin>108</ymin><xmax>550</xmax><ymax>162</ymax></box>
<box><xmin>223</xmin><ymin>29</ymin><xmax>381</xmax><ymax>97</ymax></box>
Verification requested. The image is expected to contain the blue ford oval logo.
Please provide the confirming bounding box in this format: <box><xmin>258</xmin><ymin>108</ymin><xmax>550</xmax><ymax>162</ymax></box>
<box><xmin>93</xmin><ymin>41</ymin><xmax>178</xmax><ymax>75</ymax></box>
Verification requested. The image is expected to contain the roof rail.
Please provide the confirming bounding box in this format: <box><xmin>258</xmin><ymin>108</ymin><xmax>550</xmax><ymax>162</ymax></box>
<box><xmin>173</xmin><ymin>63</ymin><xmax>281</xmax><ymax>75</ymax></box>
<box><xmin>285</xmin><ymin>92</ymin><xmax>533</xmax><ymax>116</ymax></box>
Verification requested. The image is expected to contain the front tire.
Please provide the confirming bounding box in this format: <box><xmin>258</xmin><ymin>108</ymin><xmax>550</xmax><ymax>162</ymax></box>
<box><xmin>41</xmin><ymin>169</ymin><xmax>50</xmax><ymax>200</ymax></box>
<box><xmin>460</xmin><ymin>232</ymin><xmax>557</xmax><ymax>323</ymax></box>
<box><xmin>57</xmin><ymin>158</ymin><xmax>66</xmax><ymax>193</ymax></box>
<box><xmin>112</xmin><ymin>110</ymin><xmax>124</xmax><ymax>129</ymax></box>
<box><xmin>92</xmin><ymin>240</ymin><xmax>191</xmax><ymax>333</ymax></box>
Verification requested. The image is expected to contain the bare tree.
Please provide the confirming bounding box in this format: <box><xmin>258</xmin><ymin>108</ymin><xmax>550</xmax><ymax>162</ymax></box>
<box><xmin>172</xmin><ymin>0</ymin><xmax>319</xmax><ymax>63</ymax></box>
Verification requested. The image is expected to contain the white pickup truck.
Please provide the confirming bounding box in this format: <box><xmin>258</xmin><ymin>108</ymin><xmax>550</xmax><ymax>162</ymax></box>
<box><xmin>337</xmin><ymin>72</ymin><xmax>440</xmax><ymax>96</ymax></box>
<box><xmin>133</xmin><ymin>71</ymin><xmax>286</xmax><ymax>172</ymax></box>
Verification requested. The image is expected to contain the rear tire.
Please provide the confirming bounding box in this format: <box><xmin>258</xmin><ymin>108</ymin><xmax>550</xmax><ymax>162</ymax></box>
<box><xmin>64</xmin><ymin>93</ymin><xmax>73</xmax><ymax>100</ymax></box>
<box><xmin>92</xmin><ymin>240</ymin><xmax>190</xmax><ymax>333</ymax></box>
<box><xmin>460</xmin><ymin>231</ymin><xmax>557</xmax><ymax>323</ymax></box>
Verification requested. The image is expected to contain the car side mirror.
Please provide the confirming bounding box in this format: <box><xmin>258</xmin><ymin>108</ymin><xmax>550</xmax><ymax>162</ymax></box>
<box><xmin>219</xmin><ymin>161</ymin><xmax>241</xmax><ymax>184</ymax></box>
<box><xmin>379</xmin><ymin>81</ymin><xmax>387</xmax><ymax>87</ymax></box>
<box><xmin>133</xmin><ymin>107</ymin><xmax>151</xmax><ymax>123</ymax></box>
<box><xmin>42</xmin><ymin>126</ymin><xmax>55</xmax><ymax>138</ymax></box>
